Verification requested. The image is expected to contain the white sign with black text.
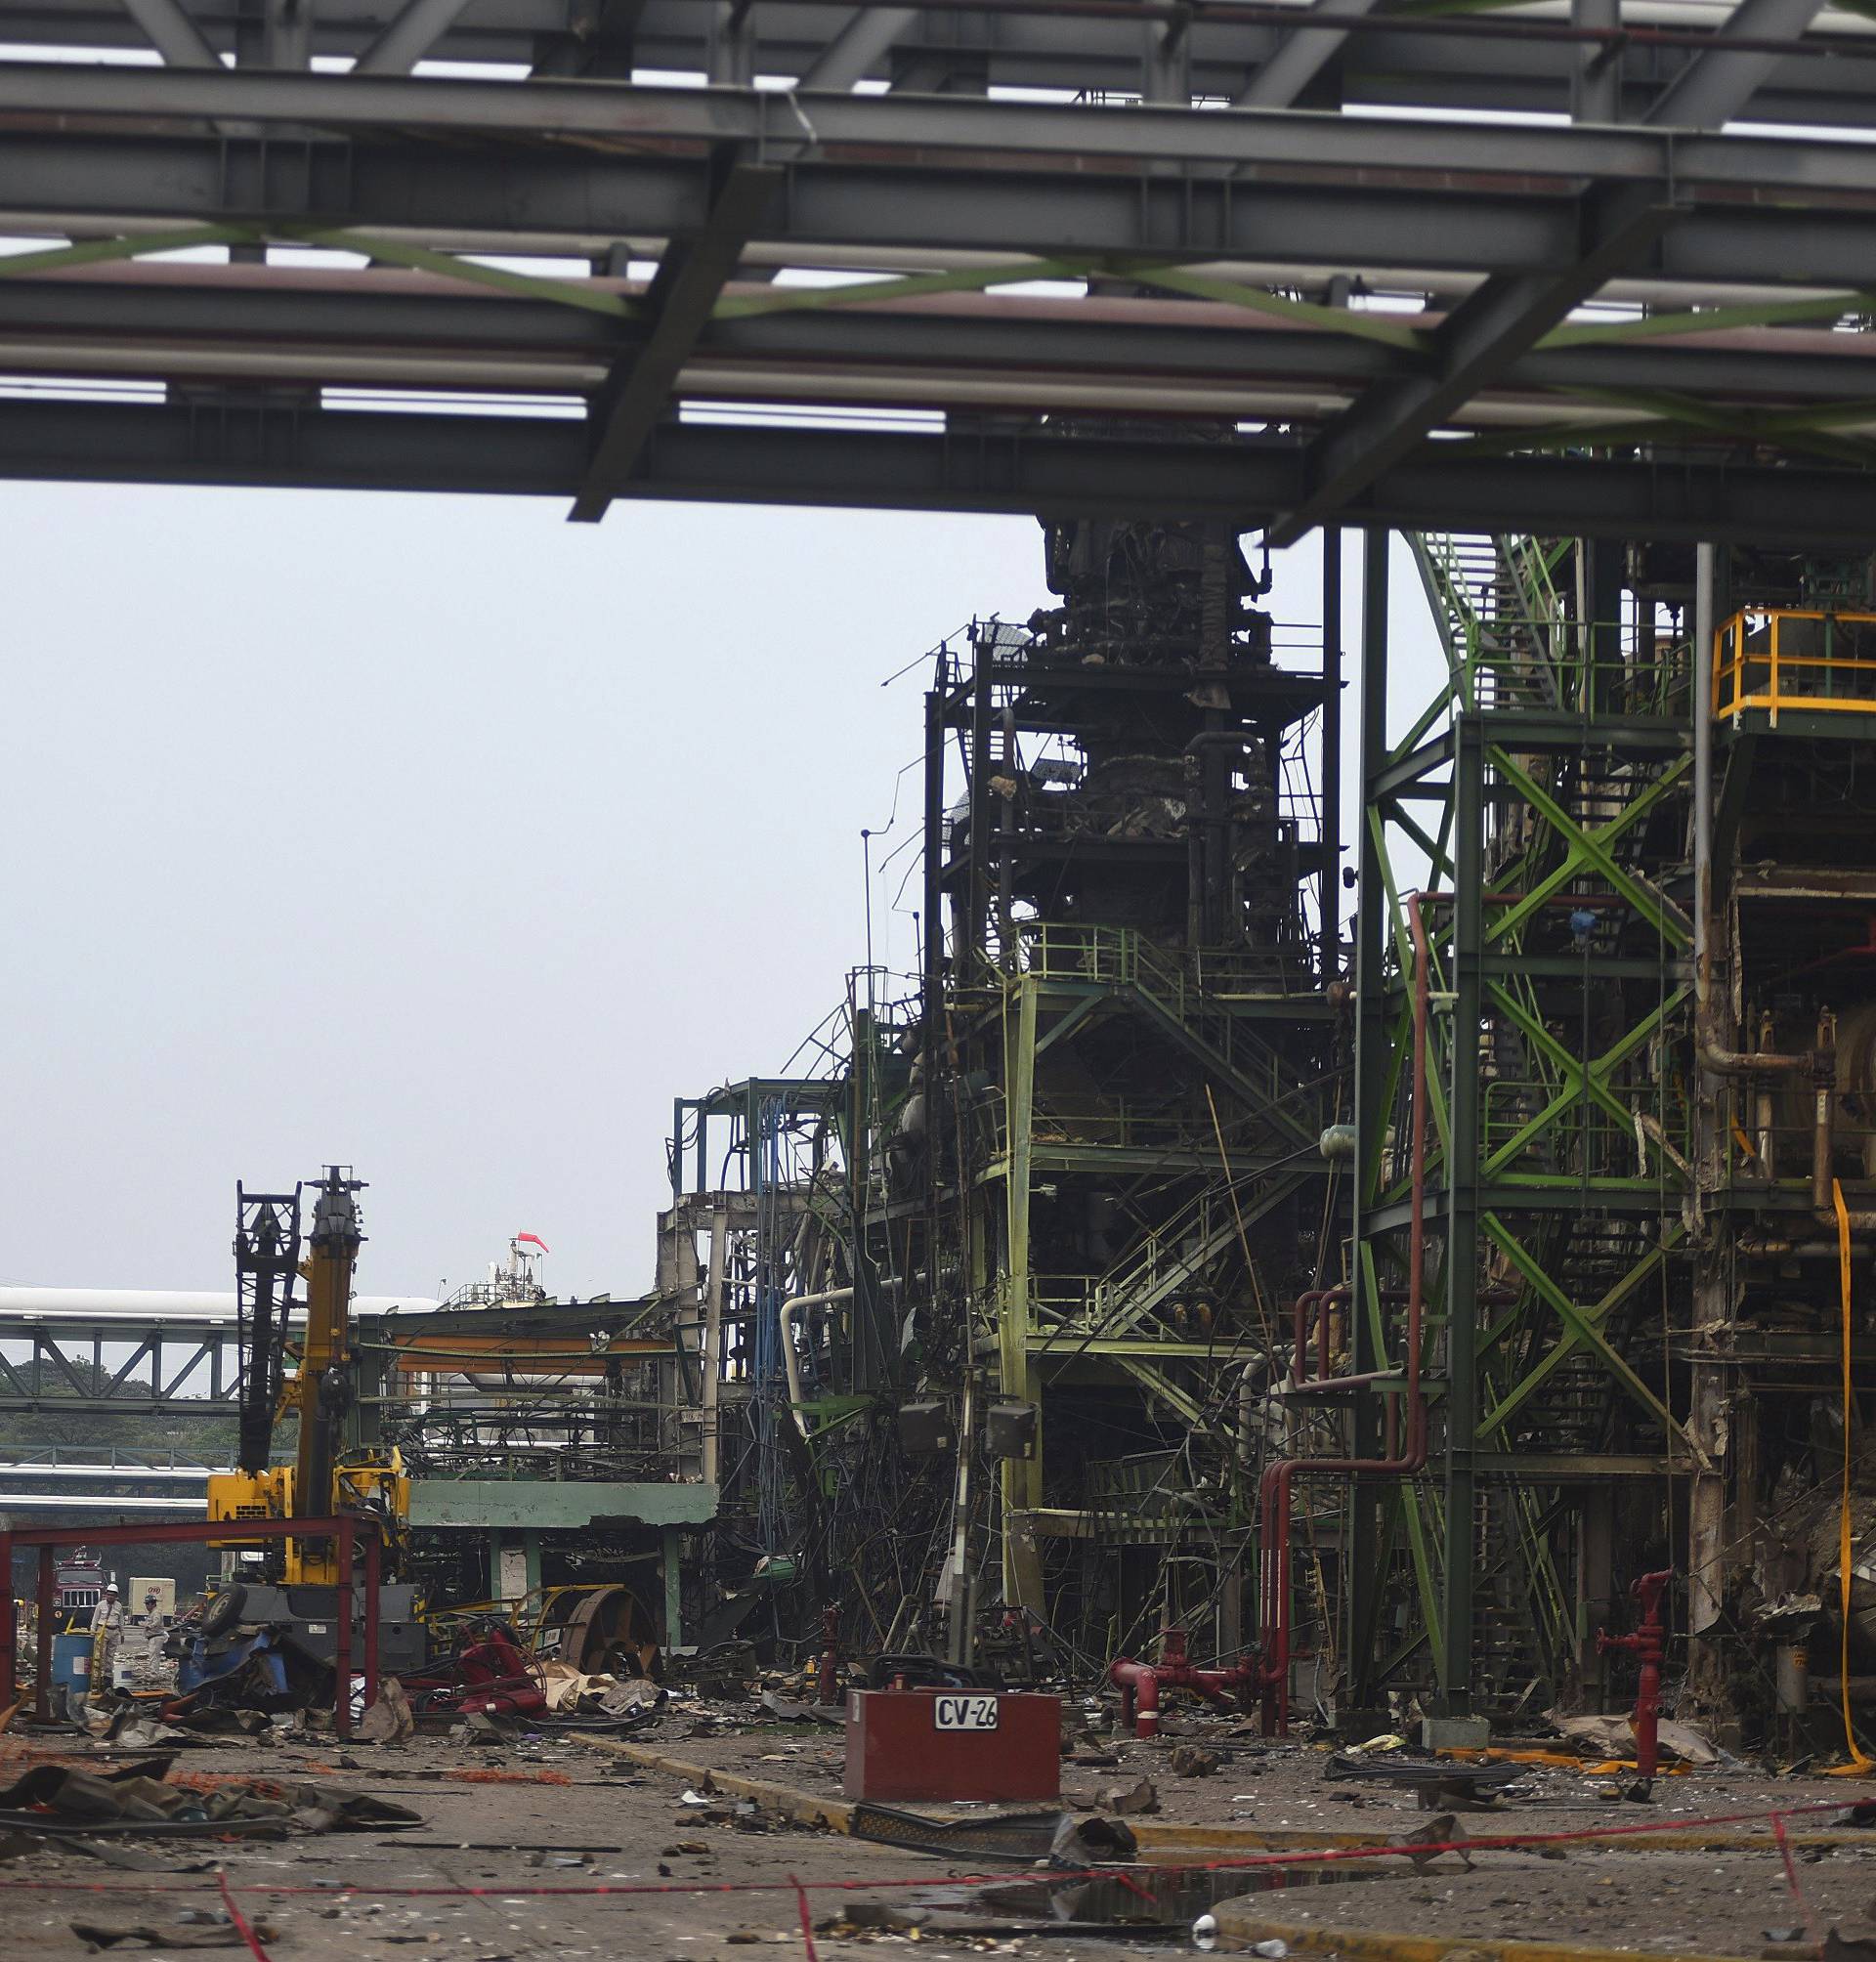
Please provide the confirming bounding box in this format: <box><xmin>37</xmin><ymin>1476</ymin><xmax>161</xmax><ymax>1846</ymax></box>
<box><xmin>932</xmin><ymin>1693</ymin><xmax>1001</xmax><ymax>1731</ymax></box>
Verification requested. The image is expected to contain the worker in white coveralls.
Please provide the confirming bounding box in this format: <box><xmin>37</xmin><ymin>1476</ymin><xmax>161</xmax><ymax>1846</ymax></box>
<box><xmin>89</xmin><ymin>1581</ymin><xmax>124</xmax><ymax>1685</ymax></box>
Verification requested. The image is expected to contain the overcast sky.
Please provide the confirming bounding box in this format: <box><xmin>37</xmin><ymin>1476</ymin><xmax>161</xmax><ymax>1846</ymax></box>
<box><xmin>0</xmin><ymin>484</ymin><xmax>1433</xmax><ymax>1301</ymax></box>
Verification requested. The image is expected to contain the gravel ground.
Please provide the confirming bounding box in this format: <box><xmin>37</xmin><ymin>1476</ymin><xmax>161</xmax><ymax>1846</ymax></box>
<box><xmin>0</xmin><ymin>1706</ymin><xmax>1869</xmax><ymax>1962</ymax></box>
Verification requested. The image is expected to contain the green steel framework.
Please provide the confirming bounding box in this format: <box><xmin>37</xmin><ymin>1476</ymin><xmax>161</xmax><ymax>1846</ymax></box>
<box><xmin>1343</xmin><ymin>527</ymin><xmax>1700</xmax><ymax>1720</ymax></box>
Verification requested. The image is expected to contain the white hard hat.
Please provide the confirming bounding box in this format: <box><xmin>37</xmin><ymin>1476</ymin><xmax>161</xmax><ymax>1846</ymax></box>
<box><xmin>105</xmin><ymin>1582</ymin><xmax>118</xmax><ymax>1594</ymax></box>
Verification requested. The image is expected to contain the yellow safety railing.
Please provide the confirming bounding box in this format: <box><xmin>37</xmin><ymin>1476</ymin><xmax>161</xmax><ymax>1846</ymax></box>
<box><xmin>1714</xmin><ymin>608</ymin><xmax>1876</xmax><ymax>725</ymax></box>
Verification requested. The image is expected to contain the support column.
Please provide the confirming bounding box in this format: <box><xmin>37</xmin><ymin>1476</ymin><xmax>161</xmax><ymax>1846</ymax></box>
<box><xmin>1578</xmin><ymin>1486</ymin><xmax>1616</xmax><ymax>1705</ymax></box>
<box><xmin>702</xmin><ymin>1208</ymin><xmax>728</xmax><ymax>1488</ymax></box>
<box><xmin>1000</xmin><ymin>975</ymin><xmax>1045</xmax><ymax>1612</ymax></box>
<box><xmin>363</xmin><ymin>1533</ymin><xmax>381</xmax><ymax>1718</ymax></box>
<box><xmin>1321</xmin><ymin>529</ymin><xmax>1343</xmax><ymax>984</ymax></box>
<box><xmin>35</xmin><ymin>1547</ymin><xmax>52</xmax><ymax>1722</ymax></box>
<box><xmin>662</xmin><ymin>1528</ymin><xmax>685</xmax><ymax>1647</ymax></box>
<box><xmin>706</xmin><ymin>1</ymin><xmax>754</xmax><ymax>84</ymax></box>
<box><xmin>1141</xmin><ymin>13</ymin><xmax>1192</xmax><ymax>103</ymax></box>
<box><xmin>966</xmin><ymin>641</ymin><xmax>992</xmax><ymax>972</ymax></box>
<box><xmin>0</xmin><ymin>1532</ymin><xmax>13</xmax><ymax>1711</ymax></box>
<box><xmin>1570</xmin><ymin>0</ymin><xmax>1622</xmax><ymax>124</ymax></box>
<box><xmin>335</xmin><ymin>1520</ymin><xmax>354</xmax><ymax>1739</ymax></box>
<box><xmin>1343</xmin><ymin>527</ymin><xmax>1391</xmax><ymax>1710</ymax></box>
<box><xmin>490</xmin><ymin>1531</ymin><xmax>532</xmax><ymax>1603</ymax></box>
<box><xmin>1439</xmin><ymin>712</ymin><xmax>1486</xmax><ymax>1716</ymax></box>
<box><xmin>1687</xmin><ymin>538</ymin><xmax>1731</xmax><ymax>1693</ymax></box>
<box><xmin>850</xmin><ymin>1002</ymin><xmax>885</xmax><ymax>1390</ymax></box>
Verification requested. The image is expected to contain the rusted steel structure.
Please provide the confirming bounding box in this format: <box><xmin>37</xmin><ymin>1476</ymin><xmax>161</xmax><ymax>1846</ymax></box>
<box><xmin>15</xmin><ymin>0</ymin><xmax>1876</xmax><ymax>1743</ymax></box>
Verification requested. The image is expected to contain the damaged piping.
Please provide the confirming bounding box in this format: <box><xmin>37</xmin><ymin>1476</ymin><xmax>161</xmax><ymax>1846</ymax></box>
<box><xmin>1688</xmin><ymin>546</ymin><xmax>1868</xmax><ymax>1230</ymax></box>
<box><xmin>1255</xmin><ymin>890</ymin><xmax>1436</xmax><ymax>1735</ymax></box>
<box><xmin>780</xmin><ymin>1288</ymin><xmax>854</xmax><ymax>1438</ymax></box>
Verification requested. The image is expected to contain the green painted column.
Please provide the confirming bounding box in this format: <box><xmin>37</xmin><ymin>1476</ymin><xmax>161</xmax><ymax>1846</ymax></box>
<box><xmin>1344</xmin><ymin>526</ymin><xmax>1392</xmax><ymax>1710</ymax></box>
<box><xmin>1439</xmin><ymin>712</ymin><xmax>1486</xmax><ymax>1716</ymax></box>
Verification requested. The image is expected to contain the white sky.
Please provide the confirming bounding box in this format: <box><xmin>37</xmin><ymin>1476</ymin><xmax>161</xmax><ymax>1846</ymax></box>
<box><xmin>0</xmin><ymin>484</ymin><xmax>1437</xmax><ymax>1301</ymax></box>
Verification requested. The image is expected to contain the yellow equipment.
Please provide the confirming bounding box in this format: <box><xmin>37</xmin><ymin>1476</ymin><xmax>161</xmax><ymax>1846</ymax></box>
<box><xmin>206</xmin><ymin>1168</ymin><xmax>407</xmax><ymax>1583</ymax></box>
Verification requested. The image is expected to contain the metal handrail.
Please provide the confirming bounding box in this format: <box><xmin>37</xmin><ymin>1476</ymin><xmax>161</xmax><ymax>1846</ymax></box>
<box><xmin>1714</xmin><ymin>607</ymin><xmax>1876</xmax><ymax>724</ymax></box>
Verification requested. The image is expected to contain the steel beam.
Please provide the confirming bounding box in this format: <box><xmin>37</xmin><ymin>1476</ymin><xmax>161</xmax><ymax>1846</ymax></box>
<box><xmin>355</xmin><ymin>0</ymin><xmax>481</xmax><ymax>74</ymax></box>
<box><xmin>118</xmin><ymin>0</ymin><xmax>220</xmax><ymax>65</ymax></box>
<box><xmin>18</xmin><ymin>130</ymin><xmax>1876</xmax><ymax>293</ymax></box>
<box><xmin>10</xmin><ymin>64</ymin><xmax>1876</xmax><ymax>197</ymax></box>
<box><xmin>1268</xmin><ymin>0</ymin><xmax>1839</xmax><ymax>537</ymax></box>
<box><xmin>0</xmin><ymin>135</ymin><xmax>1581</xmax><ymax>278</ymax></box>
<box><xmin>1234</xmin><ymin>0</ymin><xmax>1384</xmax><ymax>108</ymax></box>
<box><xmin>1267</xmin><ymin>0</ymin><xmax>1830</xmax><ymax>538</ymax></box>
<box><xmin>1570</xmin><ymin>0</ymin><xmax>1622</xmax><ymax>123</ymax></box>
<box><xmin>9</xmin><ymin>3</ymin><xmax>1876</xmax><ymax>127</ymax></box>
<box><xmin>801</xmin><ymin>3</ymin><xmax>918</xmax><ymax>89</ymax></box>
<box><xmin>1644</xmin><ymin>0</ymin><xmax>1830</xmax><ymax>128</ymax></box>
<box><xmin>1271</xmin><ymin>186</ymin><xmax>1676</xmax><ymax>544</ymax></box>
<box><xmin>13</xmin><ymin>400</ymin><xmax>1876</xmax><ymax>540</ymax></box>
<box><xmin>571</xmin><ymin>158</ymin><xmax>782</xmax><ymax>522</ymax></box>
<box><xmin>11</xmin><ymin>270</ymin><xmax>1876</xmax><ymax>411</ymax></box>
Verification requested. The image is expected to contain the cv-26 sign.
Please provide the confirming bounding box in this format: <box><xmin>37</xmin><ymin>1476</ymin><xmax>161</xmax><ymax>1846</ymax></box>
<box><xmin>932</xmin><ymin>1694</ymin><xmax>1001</xmax><ymax>1730</ymax></box>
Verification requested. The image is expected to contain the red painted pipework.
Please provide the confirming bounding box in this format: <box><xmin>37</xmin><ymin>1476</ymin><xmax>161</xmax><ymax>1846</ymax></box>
<box><xmin>818</xmin><ymin>1606</ymin><xmax>842</xmax><ymax>1707</ymax></box>
<box><xmin>1255</xmin><ymin>889</ymin><xmax>1632</xmax><ymax>1732</ymax></box>
<box><xmin>1109</xmin><ymin>1626</ymin><xmax>1257</xmax><ymax>1738</ymax></box>
<box><xmin>1598</xmin><ymin>1568</ymin><xmax>1673</xmax><ymax>1781</ymax></box>
<box><xmin>1255</xmin><ymin>892</ymin><xmax>1438</xmax><ymax>1735</ymax></box>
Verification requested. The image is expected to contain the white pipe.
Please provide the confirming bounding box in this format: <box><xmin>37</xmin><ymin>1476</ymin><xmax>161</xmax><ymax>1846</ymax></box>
<box><xmin>0</xmin><ymin>343</ymin><xmax>603</xmax><ymax>389</ymax></box>
<box><xmin>676</xmin><ymin>366</ymin><xmax>1671</xmax><ymax>427</ymax></box>
<box><xmin>0</xmin><ymin>343</ymin><xmax>1704</xmax><ymax>429</ymax></box>
<box><xmin>703</xmin><ymin>1210</ymin><xmax>728</xmax><ymax>1487</ymax></box>
<box><xmin>0</xmin><ymin>1287</ymin><xmax>438</xmax><ymax>1322</ymax></box>
<box><xmin>779</xmin><ymin>1288</ymin><xmax>854</xmax><ymax>1438</ymax></box>
<box><xmin>0</xmin><ymin>1494</ymin><xmax>210</xmax><ymax>1512</ymax></box>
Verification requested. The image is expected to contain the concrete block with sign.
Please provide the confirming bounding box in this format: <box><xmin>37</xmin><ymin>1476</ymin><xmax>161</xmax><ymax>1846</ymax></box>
<box><xmin>843</xmin><ymin>1688</ymin><xmax>1061</xmax><ymax>1802</ymax></box>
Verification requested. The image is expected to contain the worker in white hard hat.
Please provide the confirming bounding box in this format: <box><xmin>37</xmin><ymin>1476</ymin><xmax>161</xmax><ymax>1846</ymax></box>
<box><xmin>89</xmin><ymin>1582</ymin><xmax>125</xmax><ymax>1687</ymax></box>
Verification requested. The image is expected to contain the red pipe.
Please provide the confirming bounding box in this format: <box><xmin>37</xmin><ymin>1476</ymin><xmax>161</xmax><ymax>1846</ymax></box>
<box><xmin>1598</xmin><ymin>1569</ymin><xmax>1673</xmax><ymax>1781</ymax></box>
<box><xmin>1108</xmin><ymin>1627</ymin><xmax>1257</xmax><ymax>1738</ymax></box>
<box><xmin>1256</xmin><ymin>891</ymin><xmax>1440</xmax><ymax>1735</ymax></box>
<box><xmin>818</xmin><ymin>1606</ymin><xmax>842</xmax><ymax>1707</ymax></box>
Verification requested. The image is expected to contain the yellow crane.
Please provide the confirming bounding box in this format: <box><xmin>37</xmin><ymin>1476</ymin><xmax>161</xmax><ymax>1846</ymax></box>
<box><xmin>206</xmin><ymin>1168</ymin><xmax>406</xmax><ymax>1585</ymax></box>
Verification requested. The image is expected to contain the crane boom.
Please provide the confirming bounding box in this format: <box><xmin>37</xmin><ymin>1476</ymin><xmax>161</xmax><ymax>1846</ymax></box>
<box><xmin>234</xmin><ymin>1185</ymin><xmax>302</xmax><ymax>1478</ymax></box>
<box><xmin>209</xmin><ymin>1165</ymin><xmax>405</xmax><ymax>1588</ymax></box>
<box><xmin>285</xmin><ymin>1169</ymin><xmax>364</xmax><ymax>1528</ymax></box>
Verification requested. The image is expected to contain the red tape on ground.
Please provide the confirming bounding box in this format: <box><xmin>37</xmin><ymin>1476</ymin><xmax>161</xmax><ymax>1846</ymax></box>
<box><xmin>0</xmin><ymin>1797</ymin><xmax>1858</xmax><ymax>1906</ymax></box>
<box><xmin>217</xmin><ymin>1869</ymin><xmax>277</xmax><ymax>1962</ymax></box>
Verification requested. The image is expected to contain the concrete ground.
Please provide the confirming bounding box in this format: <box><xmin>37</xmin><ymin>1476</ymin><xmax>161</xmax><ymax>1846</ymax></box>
<box><xmin>1</xmin><ymin>1711</ymin><xmax>1875</xmax><ymax>1961</ymax></box>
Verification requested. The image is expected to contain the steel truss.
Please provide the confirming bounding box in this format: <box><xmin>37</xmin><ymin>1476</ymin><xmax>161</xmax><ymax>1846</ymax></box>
<box><xmin>1306</xmin><ymin>521</ymin><xmax>1876</xmax><ymax>1733</ymax></box>
<box><xmin>6</xmin><ymin>8</ymin><xmax>1876</xmax><ymax>533</ymax></box>
<box><xmin>1336</xmin><ymin>530</ymin><xmax>1698</xmax><ymax>1721</ymax></box>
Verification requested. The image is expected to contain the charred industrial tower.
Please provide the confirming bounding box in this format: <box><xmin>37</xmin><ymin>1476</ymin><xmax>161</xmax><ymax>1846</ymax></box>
<box><xmin>661</xmin><ymin>507</ymin><xmax>1346</xmax><ymax>1670</ymax></box>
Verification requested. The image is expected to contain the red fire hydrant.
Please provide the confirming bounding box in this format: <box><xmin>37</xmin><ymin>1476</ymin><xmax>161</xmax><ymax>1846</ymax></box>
<box><xmin>1109</xmin><ymin>1627</ymin><xmax>1257</xmax><ymax>1738</ymax></box>
<box><xmin>1597</xmin><ymin>1568</ymin><xmax>1673</xmax><ymax>1779</ymax></box>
